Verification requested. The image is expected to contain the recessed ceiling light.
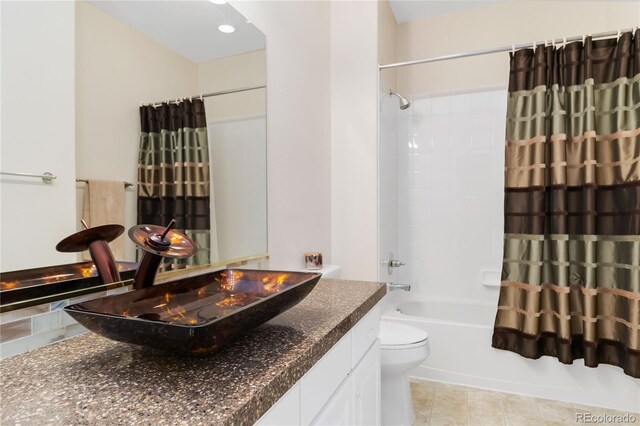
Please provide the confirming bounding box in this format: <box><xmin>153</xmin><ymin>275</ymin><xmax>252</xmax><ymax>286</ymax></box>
<box><xmin>209</xmin><ymin>0</ymin><xmax>227</xmax><ymax>4</ymax></box>
<box><xmin>218</xmin><ymin>24</ymin><xmax>235</xmax><ymax>34</ymax></box>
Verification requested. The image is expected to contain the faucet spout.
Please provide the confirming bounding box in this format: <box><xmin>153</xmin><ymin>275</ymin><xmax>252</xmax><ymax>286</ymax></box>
<box><xmin>56</xmin><ymin>221</ymin><xmax>125</xmax><ymax>284</ymax></box>
<box><xmin>128</xmin><ymin>220</ymin><xmax>197</xmax><ymax>289</ymax></box>
<box><xmin>387</xmin><ymin>282</ymin><xmax>411</xmax><ymax>292</ymax></box>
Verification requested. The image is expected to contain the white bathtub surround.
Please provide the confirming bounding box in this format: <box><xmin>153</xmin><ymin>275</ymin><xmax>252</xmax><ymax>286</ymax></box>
<box><xmin>383</xmin><ymin>300</ymin><xmax>640</xmax><ymax>413</ymax></box>
<box><xmin>380</xmin><ymin>320</ymin><xmax>431</xmax><ymax>425</ymax></box>
<box><xmin>396</xmin><ymin>88</ymin><xmax>506</xmax><ymax>303</ymax></box>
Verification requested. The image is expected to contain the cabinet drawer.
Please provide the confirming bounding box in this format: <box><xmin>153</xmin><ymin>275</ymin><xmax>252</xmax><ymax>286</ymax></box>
<box><xmin>301</xmin><ymin>332</ymin><xmax>352</xmax><ymax>424</ymax></box>
<box><xmin>351</xmin><ymin>304</ymin><xmax>380</xmax><ymax>368</ymax></box>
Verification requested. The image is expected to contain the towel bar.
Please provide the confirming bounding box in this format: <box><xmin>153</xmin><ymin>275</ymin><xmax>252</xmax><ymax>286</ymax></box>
<box><xmin>76</xmin><ymin>178</ymin><xmax>134</xmax><ymax>188</ymax></box>
<box><xmin>0</xmin><ymin>171</ymin><xmax>56</xmax><ymax>183</ymax></box>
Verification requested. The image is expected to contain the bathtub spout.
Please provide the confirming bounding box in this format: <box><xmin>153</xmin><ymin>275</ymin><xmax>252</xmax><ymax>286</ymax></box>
<box><xmin>387</xmin><ymin>282</ymin><xmax>411</xmax><ymax>292</ymax></box>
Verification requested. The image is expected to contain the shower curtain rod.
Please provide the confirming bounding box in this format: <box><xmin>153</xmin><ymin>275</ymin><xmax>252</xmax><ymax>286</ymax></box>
<box><xmin>379</xmin><ymin>27</ymin><xmax>636</xmax><ymax>70</ymax></box>
<box><xmin>145</xmin><ymin>84</ymin><xmax>266</xmax><ymax>107</ymax></box>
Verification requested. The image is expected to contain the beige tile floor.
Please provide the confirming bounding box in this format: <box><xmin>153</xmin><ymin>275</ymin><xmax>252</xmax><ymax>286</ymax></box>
<box><xmin>410</xmin><ymin>378</ymin><xmax>640</xmax><ymax>426</ymax></box>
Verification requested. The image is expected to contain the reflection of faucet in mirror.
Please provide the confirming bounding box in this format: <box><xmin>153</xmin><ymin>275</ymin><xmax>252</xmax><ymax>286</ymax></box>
<box><xmin>56</xmin><ymin>219</ymin><xmax>124</xmax><ymax>284</ymax></box>
<box><xmin>128</xmin><ymin>219</ymin><xmax>197</xmax><ymax>290</ymax></box>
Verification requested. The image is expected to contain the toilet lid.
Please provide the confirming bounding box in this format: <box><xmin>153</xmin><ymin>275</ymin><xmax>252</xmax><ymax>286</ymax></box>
<box><xmin>379</xmin><ymin>321</ymin><xmax>428</xmax><ymax>348</ymax></box>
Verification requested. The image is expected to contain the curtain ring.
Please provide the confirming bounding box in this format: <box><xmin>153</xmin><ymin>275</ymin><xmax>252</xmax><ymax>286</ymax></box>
<box><xmin>617</xmin><ymin>29</ymin><xmax>621</xmax><ymax>39</ymax></box>
<box><xmin>563</xmin><ymin>36</ymin><xmax>567</xmax><ymax>47</ymax></box>
<box><xmin>511</xmin><ymin>44</ymin><xmax>515</xmax><ymax>54</ymax></box>
<box><xmin>532</xmin><ymin>41</ymin><xmax>536</xmax><ymax>49</ymax></box>
<box><xmin>200</xmin><ymin>94</ymin><xmax>204</xmax><ymax>101</ymax></box>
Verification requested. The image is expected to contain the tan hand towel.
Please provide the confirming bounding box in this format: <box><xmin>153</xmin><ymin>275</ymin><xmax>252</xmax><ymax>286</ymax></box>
<box><xmin>82</xmin><ymin>179</ymin><xmax>125</xmax><ymax>260</ymax></box>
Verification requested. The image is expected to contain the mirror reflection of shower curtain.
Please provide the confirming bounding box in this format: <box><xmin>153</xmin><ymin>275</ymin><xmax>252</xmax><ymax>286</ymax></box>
<box><xmin>137</xmin><ymin>99</ymin><xmax>213</xmax><ymax>268</ymax></box>
<box><xmin>492</xmin><ymin>29</ymin><xmax>640</xmax><ymax>378</ymax></box>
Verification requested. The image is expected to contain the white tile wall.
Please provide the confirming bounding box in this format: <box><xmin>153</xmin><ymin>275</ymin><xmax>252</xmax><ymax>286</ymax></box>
<box><xmin>395</xmin><ymin>88</ymin><xmax>507</xmax><ymax>303</ymax></box>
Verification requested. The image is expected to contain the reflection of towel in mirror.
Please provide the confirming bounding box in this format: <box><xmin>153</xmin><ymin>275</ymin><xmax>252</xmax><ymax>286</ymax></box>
<box><xmin>82</xmin><ymin>179</ymin><xmax>125</xmax><ymax>260</ymax></box>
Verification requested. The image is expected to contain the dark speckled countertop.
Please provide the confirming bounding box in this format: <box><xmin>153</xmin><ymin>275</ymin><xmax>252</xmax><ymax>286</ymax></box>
<box><xmin>0</xmin><ymin>278</ymin><xmax>385</xmax><ymax>426</ymax></box>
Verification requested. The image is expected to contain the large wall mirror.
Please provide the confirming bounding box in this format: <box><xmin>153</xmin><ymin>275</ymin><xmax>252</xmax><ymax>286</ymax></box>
<box><xmin>0</xmin><ymin>0</ymin><xmax>267</xmax><ymax>309</ymax></box>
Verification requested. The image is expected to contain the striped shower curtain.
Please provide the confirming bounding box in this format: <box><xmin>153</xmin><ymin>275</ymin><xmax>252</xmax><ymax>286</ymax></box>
<box><xmin>137</xmin><ymin>99</ymin><xmax>211</xmax><ymax>267</ymax></box>
<box><xmin>492</xmin><ymin>30</ymin><xmax>640</xmax><ymax>378</ymax></box>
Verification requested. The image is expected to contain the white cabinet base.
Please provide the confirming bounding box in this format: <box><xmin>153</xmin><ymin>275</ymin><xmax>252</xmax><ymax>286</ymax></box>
<box><xmin>354</xmin><ymin>341</ymin><xmax>381</xmax><ymax>426</ymax></box>
<box><xmin>256</xmin><ymin>304</ymin><xmax>381</xmax><ymax>426</ymax></box>
<box><xmin>312</xmin><ymin>374</ymin><xmax>355</xmax><ymax>425</ymax></box>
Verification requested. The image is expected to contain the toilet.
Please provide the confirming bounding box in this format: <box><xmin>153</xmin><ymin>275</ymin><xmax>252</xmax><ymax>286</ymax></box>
<box><xmin>379</xmin><ymin>320</ymin><xmax>430</xmax><ymax>426</ymax></box>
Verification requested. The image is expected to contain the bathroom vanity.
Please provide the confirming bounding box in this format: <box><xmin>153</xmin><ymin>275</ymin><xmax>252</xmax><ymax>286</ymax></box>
<box><xmin>0</xmin><ymin>278</ymin><xmax>385</xmax><ymax>425</ymax></box>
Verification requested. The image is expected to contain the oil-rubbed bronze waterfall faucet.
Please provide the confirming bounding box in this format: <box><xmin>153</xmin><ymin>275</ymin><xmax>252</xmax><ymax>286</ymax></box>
<box><xmin>128</xmin><ymin>219</ymin><xmax>197</xmax><ymax>289</ymax></box>
<box><xmin>56</xmin><ymin>220</ymin><xmax>124</xmax><ymax>284</ymax></box>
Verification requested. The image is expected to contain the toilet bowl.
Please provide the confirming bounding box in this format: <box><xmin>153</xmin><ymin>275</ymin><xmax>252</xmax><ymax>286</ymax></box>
<box><xmin>379</xmin><ymin>320</ymin><xmax>430</xmax><ymax>426</ymax></box>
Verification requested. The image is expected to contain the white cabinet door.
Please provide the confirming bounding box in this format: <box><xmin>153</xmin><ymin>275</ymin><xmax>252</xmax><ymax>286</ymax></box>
<box><xmin>302</xmin><ymin>333</ymin><xmax>352</xmax><ymax>424</ymax></box>
<box><xmin>351</xmin><ymin>305</ymin><xmax>380</xmax><ymax>369</ymax></box>
<box><xmin>311</xmin><ymin>374</ymin><xmax>355</xmax><ymax>426</ymax></box>
<box><xmin>353</xmin><ymin>340</ymin><xmax>381</xmax><ymax>426</ymax></box>
<box><xmin>255</xmin><ymin>381</ymin><xmax>301</xmax><ymax>426</ymax></box>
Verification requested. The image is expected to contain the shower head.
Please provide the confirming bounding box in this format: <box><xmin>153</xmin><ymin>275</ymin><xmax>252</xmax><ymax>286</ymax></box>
<box><xmin>389</xmin><ymin>90</ymin><xmax>411</xmax><ymax>110</ymax></box>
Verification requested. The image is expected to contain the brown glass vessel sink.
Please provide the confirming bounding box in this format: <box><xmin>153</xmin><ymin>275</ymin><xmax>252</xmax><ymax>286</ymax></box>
<box><xmin>64</xmin><ymin>269</ymin><xmax>322</xmax><ymax>355</ymax></box>
<box><xmin>0</xmin><ymin>261</ymin><xmax>137</xmax><ymax>311</ymax></box>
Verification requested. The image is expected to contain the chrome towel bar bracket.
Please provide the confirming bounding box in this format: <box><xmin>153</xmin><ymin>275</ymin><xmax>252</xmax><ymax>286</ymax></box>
<box><xmin>0</xmin><ymin>171</ymin><xmax>56</xmax><ymax>183</ymax></box>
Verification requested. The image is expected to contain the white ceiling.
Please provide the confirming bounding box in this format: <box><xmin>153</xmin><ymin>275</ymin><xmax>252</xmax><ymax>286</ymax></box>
<box><xmin>388</xmin><ymin>0</ymin><xmax>507</xmax><ymax>23</ymax></box>
<box><xmin>87</xmin><ymin>1</ymin><xmax>266</xmax><ymax>63</ymax></box>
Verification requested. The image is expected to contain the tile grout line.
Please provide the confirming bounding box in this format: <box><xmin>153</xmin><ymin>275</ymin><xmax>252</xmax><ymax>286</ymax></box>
<box><xmin>467</xmin><ymin>386</ymin><xmax>470</xmax><ymax>426</ymax></box>
<box><xmin>426</xmin><ymin>391</ymin><xmax>435</xmax><ymax>426</ymax></box>
<box><xmin>464</xmin><ymin>385</ymin><xmax>469</xmax><ymax>426</ymax></box>
<box><xmin>427</xmin><ymin>382</ymin><xmax>439</xmax><ymax>425</ymax></box>
<box><xmin>534</xmin><ymin>397</ymin><xmax>546</xmax><ymax>426</ymax></box>
<box><xmin>500</xmin><ymin>392</ymin><xmax>508</xmax><ymax>426</ymax></box>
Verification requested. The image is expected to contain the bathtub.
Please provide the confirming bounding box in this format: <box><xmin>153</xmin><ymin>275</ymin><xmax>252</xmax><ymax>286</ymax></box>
<box><xmin>382</xmin><ymin>299</ymin><xmax>640</xmax><ymax>413</ymax></box>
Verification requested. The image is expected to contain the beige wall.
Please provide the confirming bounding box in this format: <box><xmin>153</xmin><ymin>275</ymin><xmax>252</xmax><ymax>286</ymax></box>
<box><xmin>198</xmin><ymin>49</ymin><xmax>266</xmax><ymax>92</ymax></box>
<box><xmin>331</xmin><ymin>1</ymin><xmax>380</xmax><ymax>281</ymax></box>
<box><xmin>231</xmin><ymin>1</ymin><xmax>333</xmax><ymax>270</ymax></box>
<box><xmin>1</xmin><ymin>1</ymin><xmax>77</xmax><ymax>270</ymax></box>
<box><xmin>378</xmin><ymin>0</ymin><xmax>397</xmax><ymax>92</ymax></box>
<box><xmin>198</xmin><ymin>49</ymin><xmax>266</xmax><ymax>121</ymax></box>
<box><xmin>75</xmin><ymin>0</ymin><xmax>199</xmax><ymax>261</ymax></box>
<box><xmin>394</xmin><ymin>1</ymin><xmax>640</xmax><ymax>95</ymax></box>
